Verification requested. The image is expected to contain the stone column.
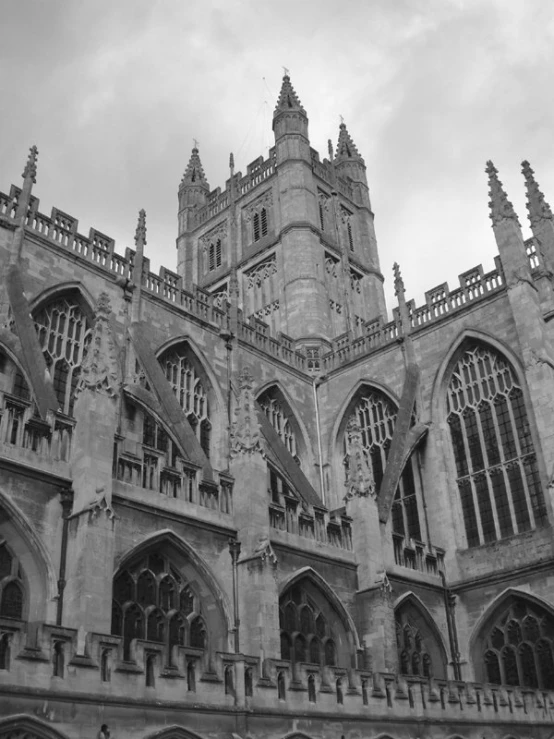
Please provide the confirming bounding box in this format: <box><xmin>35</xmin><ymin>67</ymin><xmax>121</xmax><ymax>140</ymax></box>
<box><xmin>64</xmin><ymin>293</ymin><xmax>121</xmax><ymax>634</ymax></box>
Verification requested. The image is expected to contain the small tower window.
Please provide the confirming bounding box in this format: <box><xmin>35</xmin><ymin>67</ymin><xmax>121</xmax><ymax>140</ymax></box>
<box><xmin>260</xmin><ymin>207</ymin><xmax>268</xmax><ymax>237</ymax></box>
<box><xmin>253</xmin><ymin>208</ymin><xmax>269</xmax><ymax>243</ymax></box>
<box><xmin>308</xmin><ymin>673</ymin><xmax>316</xmax><ymax>703</ymax></box>
<box><xmin>347</xmin><ymin>221</ymin><xmax>354</xmax><ymax>251</ymax></box>
<box><xmin>53</xmin><ymin>642</ymin><xmax>65</xmax><ymax>678</ymax></box>
<box><xmin>208</xmin><ymin>239</ymin><xmax>222</xmax><ymax>271</ymax></box>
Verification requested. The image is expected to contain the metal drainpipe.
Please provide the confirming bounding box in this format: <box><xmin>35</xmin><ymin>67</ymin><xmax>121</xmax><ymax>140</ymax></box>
<box><xmin>312</xmin><ymin>377</ymin><xmax>326</xmax><ymax>505</ymax></box>
<box><xmin>56</xmin><ymin>488</ymin><xmax>73</xmax><ymax>626</ymax></box>
<box><xmin>228</xmin><ymin>538</ymin><xmax>241</xmax><ymax>653</ymax></box>
<box><xmin>440</xmin><ymin>570</ymin><xmax>462</xmax><ymax>681</ymax></box>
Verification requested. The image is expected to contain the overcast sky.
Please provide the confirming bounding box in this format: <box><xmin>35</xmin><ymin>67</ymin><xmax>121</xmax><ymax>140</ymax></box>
<box><xmin>2</xmin><ymin>0</ymin><xmax>554</xmax><ymax>316</ymax></box>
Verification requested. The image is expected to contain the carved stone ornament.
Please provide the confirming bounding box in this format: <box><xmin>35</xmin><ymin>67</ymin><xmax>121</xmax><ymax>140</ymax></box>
<box><xmin>375</xmin><ymin>571</ymin><xmax>392</xmax><ymax>600</ymax></box>
<box><xmin>229</xmin><ymin>366</ymin><xmax>265</xmax><ymax>459</ymax></box>
<box><xmin>243</xmin><ymin>189</ymin><xmax>273</xmax><ymax>224</ymax></box>
<box><xmin>252</xmin><ymin>533</ymin><xmax>278</xmax><ymax>565</ymax></box>
<box><xmin>199</xmin><ymin>221</ymin><xmax>227</xmax><ymax>250</ymax></box>
<box><xmin>75</xmin><ymin>292</ymin><xmax>120</xmax><ymax>399</ymax></box>
<box><xmin>88</xmin><ymin>484</ymin><xmax>116</xmax><ymax>520</ymax></box>
<box><xmin>522</xmin><ymin>160</ymin><xmax>553</xmax><ymax>226</ymax></box>
<box><xmin>344</xmin><ymin>415</ymin><xmax>375</xmax><ymax>500</ymax></box>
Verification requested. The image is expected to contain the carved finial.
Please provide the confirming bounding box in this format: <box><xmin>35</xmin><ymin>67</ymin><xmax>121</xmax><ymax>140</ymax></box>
<box><xmin>486</xmin><ymin>160</ymin><xmax>520</xmax><ymax>226</ymax></box>
<box><xmin>229</xmin><ymin>152</ymin><xmax>235</xmax><ymax>171</ymax></box>
<box><xmin>393</xmin><ymin>262</ymin><xmax>405</xmax><ymax>298</ymax></box>
<box><xmin>522</xmin><ymin>160</ymin><xmax>553</xmax><ymax>226</ymax></box>
<box><xmin>22</xmin><ymin>145</ymin><xmax>38</xmax><ymax>183</ymax></box>
<box><xmin>344</xmin><ymin>416</ymin><xmax>375</xmax><ymax>500</ymax></box>
<box><xmin>193</xmin><ymin>138</ymin><xmax>199</xmax><ymax>150</ymax></box>
<box><xmin>282</xmin><ymin>66</ymin><xmax>289</xmax><ymax>77</ymax></box>
<box><xmin>229</xmin><ymin>366</ymin><xmax>265</xmax><ymax>459</ymax></box>
<box><xmin>76</xmin><ymin>293</ymin><xmax>120</xmax><ymax>400</ymax></box>
<box><xmin>328</xmin><ymin>139</ymin><xmax>334</xmax><ymax>161</ymax></box>
<box><xmin>134</xmin><ymin>209</ymin><xmax>146</xmax><ymax>248</ymax></box>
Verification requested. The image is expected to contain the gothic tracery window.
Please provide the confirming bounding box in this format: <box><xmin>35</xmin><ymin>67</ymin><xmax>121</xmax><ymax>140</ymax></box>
<box><xmin>160</xmin><ymin>346</ymin><xmax>211</xmax><ymax>458</ymax></box>
<box><xmin>344</xmin><ymin>389</ymin><xmax>422</xmax><ymax>540</ymax></box>
<box><xmin>34</xmin><ymin>296</ymin><xmax>92</xmax><ymax>415</ymax></box>
<box><xmin>481</xmin><ymin>597</ymin><xmax>554</xmax><ymax>689</ymax></box>
<box><xmin>447</xmin><ymin>343</ymin><xmax>547</xmax><ymax>547</ymax></box>
<box><xmin>258</xmin><ymin>388</ymin><xmax>299</xmax><ymax>462</ymax></box>
<box><xmin>253</xmin><ymin>207</ymin><xmax>268</xmax><ymax>242</ymax></box>
<box><xmin>395</xmin><ymin>601</ymin><xmax>446</xmax><ymax>679</ymax></box>
<box><xmin>0</xmin><ymin>542</ymin><xmax>25</xmax><ymax>620</ymax></box>
<box><xmin>111</xmin><ymin>551</ymin><xmax>207</xmax><ymax>662</ymax></box>
<box><xmin>279</xmin><ymin>582</ymin><xmax>340</xmax><ymax>667</ymax></box>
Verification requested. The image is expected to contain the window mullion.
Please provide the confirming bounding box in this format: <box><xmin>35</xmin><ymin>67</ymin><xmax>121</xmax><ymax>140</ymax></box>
<box><xmin>459</xmin><ymin>413</ymin><xmax>485</xmax><ymax>545</ymax></box>
<box><xmin>505</xmin><ymin>397</ymin><xmax>536</xmax><ymax>531</ymax></box>
<box><xmin>489</xmin><ymin>397</ymin><xmax>518</xmax><ymax>534</ymax></box>
<box><xmin>474</xmin><ymin>409</ymin><xmax>501</xmax><ymax>541</ymax></box>
<box><xmin>517</xmin><ymin>458</ymin><xmax>536</xmax><ymax>531</ymax></box>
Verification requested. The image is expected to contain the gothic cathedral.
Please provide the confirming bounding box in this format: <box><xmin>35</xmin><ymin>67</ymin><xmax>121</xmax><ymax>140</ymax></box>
<box><xmin>0</xmin><ymin>74</ymin><xmax>554</xmax><ymax>739</ymax></box>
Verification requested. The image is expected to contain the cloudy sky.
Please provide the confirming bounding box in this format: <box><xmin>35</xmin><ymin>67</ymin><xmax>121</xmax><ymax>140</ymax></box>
<box><xmin>2</xmin><ymin>0</ymin><xmax>554</xmax><ymax>315</ymax></box>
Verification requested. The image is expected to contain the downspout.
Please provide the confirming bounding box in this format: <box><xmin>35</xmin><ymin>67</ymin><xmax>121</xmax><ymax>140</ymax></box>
<box><xmin>312</xmin><ymin>377</ymin><xmax>326</xmax><ymax>505</ymax></box>
<box><xmin>56</xmin><ymin>488</ymin><xmax>73</xmax><ymax>626</ymax></box>
<box><xmin>440</xmin><ymin>570</ymin><xmax>462</xmax><ymax>681</ymax></box>
<box><xmin>228</xmin><ymin>538</ymin><xmax>241</xmax><ymax>653</ymax></box>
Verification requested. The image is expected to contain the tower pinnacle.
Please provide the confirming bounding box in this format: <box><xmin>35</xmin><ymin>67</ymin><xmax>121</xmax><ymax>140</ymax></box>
<box><xmin>22</xmin><ymin>145</ymin><xmax>38</xmax><ymax>184</ymax></box>
<box><xmin>335</xmin><ymin>122</ymin><xmax>364</xmax><ymax>165</ymax></box>
<box><xmin>273</xmin><ymin>73</ymin><xmax>306</xmax><ymax>116</ymax></box>
<box><xmin>180</xmin><ymin>146</ymin><xmax>209</xmax><ymax>190</ymax></box>
<box><xmin>134</xmin><ymin>209</ymin><xmax>147</xmax><ymax>248</ymax></box>
<box><xmin>522</xmin><ymin>160</ymin><xmax>553</xmax><ymax>225</ymax></box>
<box><xmin>486</xmin><ymin>161</ymin><xmax>520</xmax><ymax>227</ymax></box>
<box><xmin>393</xmin><ymin>262</ymin><xmax>405</xmax><ymax>298</ymax></box>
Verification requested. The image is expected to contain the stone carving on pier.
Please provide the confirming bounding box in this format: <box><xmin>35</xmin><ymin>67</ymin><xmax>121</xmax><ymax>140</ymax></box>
<box><xmin>344</xmin><ymin>415</ymin><xmax>375</xmax><ymax>500</ymax></box>
<box><xmin>229</xmin><ymin>366</ymin><xmax>265</xmax><ymax>459</ymax></box>
<box><xmin>76</xmin><ymin>293</ymin><xmax>120</xmax><ymax>400</ymax></box>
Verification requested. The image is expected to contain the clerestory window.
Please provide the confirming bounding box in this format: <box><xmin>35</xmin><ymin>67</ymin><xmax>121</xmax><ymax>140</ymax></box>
<box><xmin>447</xmin><ymin>343</ymin><xmax>547</xmax><ymax>547</ymax></box>
<box><xmin>258</xmin><ymin>390</ymin><xmax>299</xmax><ymax>462</ymax></box>
<box><xmin>34</xmin><ymin>296</ymin><xmax>92</xmax><ymax>415</ymax></box>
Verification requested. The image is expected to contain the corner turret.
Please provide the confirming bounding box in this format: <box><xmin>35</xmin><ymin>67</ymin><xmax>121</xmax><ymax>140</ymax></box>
<box><xmin>272</xmin><ymin>73</ymin><xmax>311</xmax><ymax>165</ymax></box>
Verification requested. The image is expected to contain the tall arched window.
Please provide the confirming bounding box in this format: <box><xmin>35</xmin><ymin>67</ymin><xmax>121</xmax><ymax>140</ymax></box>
<box><xmin>446</xmin><ymin>342</ymin><xmax>547</xmax><ymax>547</ymax></box>
<box><xmin>34</xmin><ymin>295</ymin><xmax>92</xmax><ymax>415</ymax></box>
<box><xmin>479</xmin><ymin>596</ymin><xmax>554</xmax><ymax>689</ymax></box>
<box><xmin>279</xmin><ymin>579</ymin><xmax>349</xmax><ymax>667</ymax></box>
<box><xmin>395</xmin><ymin>599</ymin><xmax>447</xmax><ymax>679</ymax></box>
<box><xmin>160</xmin><ymin>345</ymin><xmax>211</xmax><ymax>458</ymax></box>
<box><xmin>0</xmin><ymin>542</ymin><xmax>25</xmax><ymax>620</ymax></box>
<box><xmin>344</xmin><ymin>388</ymin><xmax>422</xmax><ymax>540</ymax></box>
<box><xmin>111</xmin><ymin>550</ymin><xmax>207</xmax><ymax>663</ymax></box>
<box><xmin>258</xmin><ymin>387</ymin><xmax>299</xmax><ymax>463</ymax></box>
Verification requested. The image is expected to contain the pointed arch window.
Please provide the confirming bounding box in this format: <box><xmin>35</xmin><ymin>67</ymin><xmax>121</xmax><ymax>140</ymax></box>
<box><xmin>480</xmin><ymin>596</ymin><xmax>554</xmax><ymax>689</ymax></box>
<box><xmin>395</xmin><ymin>600</ymin><xmax>447</xmax><ymax>679</ymax></box>
<box><xmin>208</xmin><ymin>239</ymin><xmax>222</xmax><ymax>271</ymax></box>
<box><xmin>253</xmin><ymin>207</ymin><xmax>269</xmax><ymax>243</ymax></box>
<box><xmin>111</xmin><ymin>551</ymin><xmax>208</xmax><ymax>664</ymax></box>
<box><xmin>160</xmin><ymin>345</ymin><xmax>211</xmax><ymax>457</ymax></box>
<box><xmin>344</xmin><ymin>388</ymin><xmax>423</xmax><ymax>541</ymax></box>
<box><xmin>258</xmin><ymin>387</ymin><xmax>299</xmax><ymax>463</ymax></box>
<box><xmin>0</xmin><ymin>542</ymin><xmax>25</xmax><ymax>620</ymax></box>
<box><xmin>446</xmin><ymin>343</ymin><xmax>547</xmax><ymax>547</ymax></box>
<box><xmin>279</xmin><ymin>580</ymin><xmax>347</xmax><ymax>667</ymax></box>
<box><xmin>34</xmin><ymin>296</ymin><xmax>92</xmax><ymax>415</ymax></box>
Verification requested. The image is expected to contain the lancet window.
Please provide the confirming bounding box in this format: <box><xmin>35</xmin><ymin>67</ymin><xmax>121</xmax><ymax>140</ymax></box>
<box><xmin>34</xmin><ymin>296</ymin><xmax>92</xmax><ymax>415</ymax></box>
<box><xmin>160</xmin><ymin>346</ymin><xmax>211</xmax><ymax>458</ymax></box>
<box><xmin>481</xmin><ymin>597</ymin><xmax>554</xmax><ymax>689</ymax></box>
<box><xmin>208</xmin><ymin>239</ymin><xmax>222</xmax><ymax>271</ymax></box>
<box><xmin>345</xmin><ymin>389</ymin><xmax>422</xmax><ymax>541</ymax></box>
<box><xmin>446</xmin><ymin>343</ymin><xmax>547</xmax><ymax>547</ymax></box>
<box><xmin>253</xmin><ymin>208</ymin><xmax>268</xmax><ymax>242</ymax></box>
<box><xmin>395</xmin><ymin>601</ymin><xmax>446</xmax><ymax>679</ymax></box>
<box><xmin>279</xmin><ymin>583</ymin><xmax>337</xmax><ymax>667</ymax></box>
<box><xmin>258</xmin><ymin>388</ymin><xmax>298</xmax><ymax>462</ymax></box>
<box><xmin>111</xmin><ymin>551</ymin><xmax>207</xmax><ymax>662</ymax></box>
<box><xmin>0</xmin><ymin>543</ymin><xmax>25</xmax><ymax>620</ymax></box>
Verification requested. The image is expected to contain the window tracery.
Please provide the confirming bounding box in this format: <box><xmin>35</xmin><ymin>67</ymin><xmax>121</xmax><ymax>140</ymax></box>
<box><xmin>34</xmin><ymin>296</ymin><xmax>92</xmax><ymax>415</ymax></box>
<box><xmin>395</xmin><ymin>602</ymin><xmax>446</xmax><ymax>680</ymax></box>
<box><xmin>447</xmin><ymin>343</ymin><xmax>547</xmax><ymax>547</ymax></box>
<box><xmin>0</xmin><ymin>543</ymin><xmax>24</xmax><ymax>620</ymax></box>
<box><xmin>160</xmin><ymin>346</ymin><xmax>211</xmax><ymax>458</ymax></box>
<box><xmin>111</xmin><ymin>551</ymin><xmax>207</xmax><ymax>662</ymax></box>
<box><xmin>258</xmin><ymin>389</ymin><xmax>298</xmax><ymax>461</ymax></box>
<box><xmin>279</xmin><ymin>583</ymin><xmax>337</xmax><ymax>666</ymax></box>
<box><xmin>482</xmin><ymin>597</ymin><xmax>554</xmax><ymax>689</ymax></box>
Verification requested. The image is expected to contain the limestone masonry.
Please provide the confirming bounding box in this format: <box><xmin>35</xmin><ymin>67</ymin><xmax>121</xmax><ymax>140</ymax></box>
<box><xmin>1</xmin><ymin>75</ymin><xmax>554</xmax><ymax>739</ymax></box>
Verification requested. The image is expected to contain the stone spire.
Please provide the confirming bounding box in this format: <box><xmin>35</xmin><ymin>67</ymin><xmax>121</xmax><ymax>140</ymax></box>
<box><xmin>486</xmin><ymin>160</ymin><xmax>521</xmax><ymax>227</ymax></box>
<box><xmin>180</xmin><ymin>146</ymin><xmax>209</xmax><ymax>190</ymax></box>
<box><xmin>335</xmin><ymin>122</ymin><xmax>364</xmax><ymax>165</ymax></box>
<box><xmin>274</xmin><ymin>72</ymin><xmax>306</xmax><ymax>116</ymax></box>
<box><xmin>522</xmin><ymin>160</ymin><xmax>553</xmax><ymax>226</ymax></box>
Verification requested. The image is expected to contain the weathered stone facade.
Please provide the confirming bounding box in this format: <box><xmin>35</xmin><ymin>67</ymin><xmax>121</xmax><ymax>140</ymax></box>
<box><xmin>0</xmin><ymin>75</ymin><xmax>554</xmax><ymax>738</ymax></box>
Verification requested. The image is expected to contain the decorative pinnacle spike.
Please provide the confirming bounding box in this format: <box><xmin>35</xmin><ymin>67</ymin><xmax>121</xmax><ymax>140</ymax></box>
<box><xmin>486</xmin><ymin>160</ymin><xmax>520</xmax><ymax>227</ymax></box>
<box><xmin>229</xmin><ymin>153</ymin><xmax>234</xmax><ymax>170</ymax></box>
<box><xmin>521</xmin><ymin>160</ymin><xmax>553</xmax><ymax>225</ymax></box>
<box><xmin>22</xmin><ymin>145</ymin><xmax>38</xmax><ymax>183</ymax></box>
<box><xmin>328</xmin><ymin>139</ymin><xmax>334</xmax><ymax>160</ymax></box>
<box><xmin>393</xmin><ymin>262</ymin><xmax>405</xmax><ymax>298</ymax></box>
<box><xmin>134</xmin><ymin>209</ymin><xmax>147</xmax><ymax>247</ymax></box>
